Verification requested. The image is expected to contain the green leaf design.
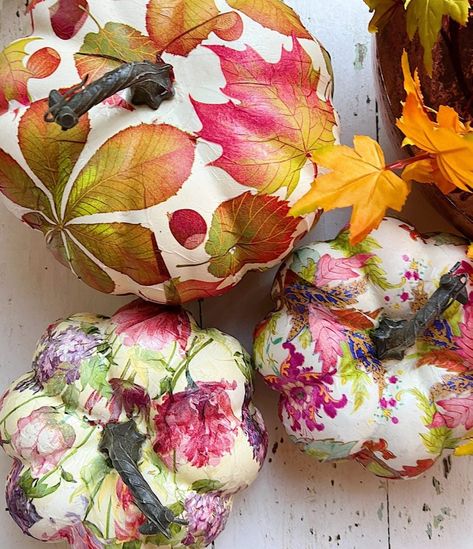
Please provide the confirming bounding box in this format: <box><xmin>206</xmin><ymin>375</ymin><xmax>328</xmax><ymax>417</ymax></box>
<box><xmin>65</xmin><ymin>124</ymin><xmax>195</xmax><ymax>220</ymax></box>
<box><xmin>61</xmin><ymin>469</ymin><xmax>75</xmax><ymax>483</ymax></box>
<box><xmin>339</xmin><ymin>342</ymin><xmax>371</xmax><ymax>412</ymax></box>
<box><xmin>331</xmin><ymin>229</ymin><xmax>403</xmax><ymax>290</ymax></box>
<box><xmin>62</xmin><ymin>384</ymin><xmax>80</xmax><ymax>414</ymax></box>
<box><xmin>80</xmin><ymin>356</ymin><xmax>112</xmax><ymax>398</ymax></box>
<box><xmin>191</xmin><ymin>479</ymin><xmax>224</xmax><ymax>493</ymax></box>
<box><xmin>64</xmin><ymin>236</ymin><xmax>116</xmax><ymax>294</ymax></box>
<box><xmin>411</xmin><ymin>388</ymin><xmax>459</xmax><ymax>454</ymax></box>
<box><xmin>81</xmin><ymin>455</ymin><xmax>111</xmax><ymax>496</ymax></box>
<box><xmin>68</xmin><ymin>223</ymin><xmax>170</xmax><ymax>286</ymax></box>
<box><xmin>75</xmin><ymin>22</ymin><xmax>158</xmax><ymax>81</ymax></box>
<box><xmin>18</xmin><ymin>99</ymin><xmax>90</xmax><ymax>213</ymax></box>
<box><xmin>20</xmin><ymin>470</ymin><xmax>61</xmax><ymax>499</ymax></box>
<box><xmin>0</xmin><ymin>149</ymin><xmax>53</xmax><ymax>218</ymax></box>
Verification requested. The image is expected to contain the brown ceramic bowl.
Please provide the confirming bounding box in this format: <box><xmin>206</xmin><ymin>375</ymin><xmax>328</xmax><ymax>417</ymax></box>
<box><xmin>375</xmin><ymin>5</ymin><xmax>473</xmax><ymax>238</ymax></box>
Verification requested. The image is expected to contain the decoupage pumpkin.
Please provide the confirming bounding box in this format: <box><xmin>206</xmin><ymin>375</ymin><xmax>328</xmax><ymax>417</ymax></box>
<box><xmin>254</xmin><ymin>217</ymin><xmax>473</xmax><ymax>479</ymax></box>
<box><xmin>0</xmin><ymin>0</ymin><xmax>338</xmax><ymax>304</ymax></box>
<box><xmin>0</xmin><ymin>300</ymin><xmax>267</xmax><ymax>547</ymax></box>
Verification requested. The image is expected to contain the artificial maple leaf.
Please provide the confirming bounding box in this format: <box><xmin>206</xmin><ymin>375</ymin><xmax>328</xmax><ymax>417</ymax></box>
<box><xmin>405</xmin><ymin>0</ymin><xmax>470</xmax><ymax>75</ymax></box>
<box><xmin>205</xmin><ymin>192</ymin><xmax>302</xmax><ymax>278</ymax></box>
<box><xmin>146</xmin><ymin>0</ymin><xmax>243</xmax><ymax>57</ymax></box>
<box><xmin>363</xmin><ymin>0</ymin><xmax>403</xmax><ymax>32</ymax></box>
<box><xmin>193</xmin><ymin>36</ymin><xmax>336</xmax><ymax>195</ymax></box>
<box><xmin>290</xmin><ymin>136</ymin><xmax>410</xmax><ymax>245</ymax></box>
<box><xmin>468</xmin><ymin>244</ymin><xmax>473</xmax><ymax>260</ymax></box>
<box><xmin>227</xmin><ymin>0</ymin><xmax>311</xmax><ymax>38</ymax></box>
<box><xmin>0</xmin><ymin>38</ymin><xmax>60</xmax><ymax>114</ymax></box>
<box><xmin>398</xmin><ymin>53</ymin><xmax>473</xmax><ymax>193</ymax></box>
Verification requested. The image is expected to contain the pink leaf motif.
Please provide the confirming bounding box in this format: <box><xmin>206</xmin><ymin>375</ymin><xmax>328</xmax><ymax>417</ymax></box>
<box><xmin>456</xmin><ymin>294</ymin><xmax>473</xmax><ymax>368</ymax></box>
<box><xmin>308</xmin><ymin>306</ymin><xmax>346</xmax><ymax>372</ymax></box>
<box><xmin>432</xmin><ymin>397</ymin><xmax>473</xmax><ymax>430</ymax></box>
<box><xmin>315</xmin><ymin>253</ymin><xmax>373</xmax><ymax>287</ymax></box>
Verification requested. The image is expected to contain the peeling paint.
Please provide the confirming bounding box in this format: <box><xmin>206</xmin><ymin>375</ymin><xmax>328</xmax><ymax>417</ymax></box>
<box><xmin>354</xmin><ymin>43</ymin><xmax>368</xmax><ymax>70</ymax></box>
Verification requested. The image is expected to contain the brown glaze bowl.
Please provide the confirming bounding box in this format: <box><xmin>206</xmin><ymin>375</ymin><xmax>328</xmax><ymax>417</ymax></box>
<box><xmin>375</xmin><ymin>5</ymin><xmax>473</xmax><ymax>238</ymax></box>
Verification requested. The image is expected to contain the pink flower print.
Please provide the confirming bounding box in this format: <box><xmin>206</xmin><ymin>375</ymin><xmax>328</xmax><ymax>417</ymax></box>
<box><xmin>153</xmin><ymin>381</ymin><xmax>239</xmax><ymax>469</ymax></box>
<box><xmin>431</xmin><ymin>397</ymin><xmax>473</xmax><ymax>430</ymax></box>
<box><xmin>392</xmin><ymin>417</ymin><xmax>399</xmax><ymax>425</ymax></box>
<box><xmin>113</xmin><ymin>299</ymin><xmax>191</xmax><ymax>352</ymax></box>
<box><xmin>389</xmin><ymin>376</ymin><xmax>398</xmax><ymax>384</ymax></box>
<box><xmin>380</xmin><ymin>398</ymin><xmax>388</xmax><ymax>409</ymax></box>
<box><xmin>114</xmin><ymin>478</ymin><xmax>145</xmax><ymax>542</ymax></box>
<box><xmin>402</xmin><ymin>255</ymin><xmax>410</xmax><ymax>262</ymax></box>
<box><xmin>11</xmin><ymin>407</ymin><xmax>75</xmax><ymax>477</ymax></box>
<box><xmin>265</xmin><ymin>342</ymin><xmax>347</xmax><ymax>433</ymax></box>
<box><xmin>405</xmin><ymin>271</ymin><xmax>413</xmax><ymax>280</ymax></box>
<box><xmin>400</xmin><ymin>292</ymin><xmax>410</xmax><ymax>302</ymax></box>
<box><xmin>389</xmin><ymin>398</ymin><xmax>397</xmax><ymax>408</ymax></box>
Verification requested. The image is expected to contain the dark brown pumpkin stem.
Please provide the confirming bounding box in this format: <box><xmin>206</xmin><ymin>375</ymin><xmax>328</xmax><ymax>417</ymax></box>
<box><xmin>371</xmin><ymin>263</ymin><xmax>469</xmax><ymax>361</ymax></box>
<box><xmin>44</xmin><ymin>60</ymin><xmax>174</xmax><ymax>131</ymax></box>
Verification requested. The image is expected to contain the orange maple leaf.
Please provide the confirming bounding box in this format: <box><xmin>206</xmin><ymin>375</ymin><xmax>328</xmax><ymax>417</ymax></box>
<box><xmin>398</xmin><ymin>52</ymin><xmax>473</xmax><ymax>193</ymax></box>
<box><xmin>290</xmin><ymin>136</ymin><xmax>410</xmax><ymax>244</ymax></box>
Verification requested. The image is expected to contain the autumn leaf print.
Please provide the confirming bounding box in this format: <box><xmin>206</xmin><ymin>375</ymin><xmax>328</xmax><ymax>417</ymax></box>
<box><xmin>0</xmin><ymin>102</ymin><xmax>196</xmax><ymax>292</ymax></box>
<box><xmin>146</xmin><ymin>0</ymin><xmax>243</xmax><ymax>56</ymax></box>
<box><xmin>227</xmin><ymin>0</ymin><xmax>311</xmax><ymax>38</ymax></box>
<box><xmin>0</xmin><ymin>39</ymin><xmax>60</xmax><ymax>114</ymax></box>
<box><xmin>193</xmin><ymin>36</ymin><xmax>336</xmax><ymax>195</ymax></box>
<box><xmin>205</xmin><ymin>192</ymin><xmax>302</xmax><ymax>278</ymax></box>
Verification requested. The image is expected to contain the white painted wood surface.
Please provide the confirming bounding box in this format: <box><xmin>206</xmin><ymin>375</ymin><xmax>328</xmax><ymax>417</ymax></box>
<box><xmin>0</xmin><ymin>1</ymin><xmax>471</xmax><ymax>547</ymax></box>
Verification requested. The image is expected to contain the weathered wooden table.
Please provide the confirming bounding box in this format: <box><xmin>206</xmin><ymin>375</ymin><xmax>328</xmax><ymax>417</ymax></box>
<box><xmin>0</xmin><ymin>1</ymin><xmax>470</xmax><ymax>547</ymax></box>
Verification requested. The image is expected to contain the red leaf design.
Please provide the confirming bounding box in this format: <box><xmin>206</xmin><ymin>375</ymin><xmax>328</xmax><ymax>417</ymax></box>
<box><xmin>308</xmin><ymin>306</ymin><xmax>346</xmax><ymax>371</ymax></box>
<box><xmin>193</xmin><ymin>36</ymin><xmax>336</xmax><ymax>194</ymax></box>
<box><xmin>401</xmin><ymin>459</ymin><xmax>435</xmax><ymax>478</ymax></box>
<box><xmin>331</xmin><ymin>308</ymin><xmax>379</xmax><ymax>330</ymax></box>
<box><xmin>164</xmin><ymin>278</ymin><xmax>228</xmax><ymax>304</ymax></box>
<box><xmin>418</xmin><ymin>350</ymin><xmax>468</xmax><ymax>373</ymax></box>
<box><xmin>316</xmin><ymin>253</ymin><xmax>373</xmax><ymax>286</ymax></box>
<box><xmin>50</xmin><ymin>0</ymin><xmax>89</xmax><ymax>40</ymax></box>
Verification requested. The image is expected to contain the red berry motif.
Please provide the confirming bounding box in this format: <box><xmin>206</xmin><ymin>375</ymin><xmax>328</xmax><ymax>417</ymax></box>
<box><xmin>169</xmin><ymin>209</ymin><xmax>207</xmax><ymax>250</ymax></box>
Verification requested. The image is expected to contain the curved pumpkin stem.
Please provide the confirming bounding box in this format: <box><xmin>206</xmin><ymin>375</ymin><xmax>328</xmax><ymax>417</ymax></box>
<box><xmin>371</xmin><ymin>263</ymin><xmax>469</xmax><ymax>361</ymax></box>
<box><xmin>44</xmin><ymin>60</ymin><xmax>174</xmax><ymax>131</ymax></box>
<box><xmin>99</xmin><ymin>420</ymin><xmax>187</xmax><ymax>539</ymax></box>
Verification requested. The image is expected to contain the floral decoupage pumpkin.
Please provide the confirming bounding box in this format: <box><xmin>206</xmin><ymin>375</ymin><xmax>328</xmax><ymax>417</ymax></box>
<box><xmin>0</xmin><ymin>300</ymin><xmax>267</xmax><ymax>547</ymax></box>
<box><xmin>254</xmin><ymin>217</ymin><xmax>473</xmax><ymax>479</ymax></box>
<box><xmin>0</xmin><ymin>0</ymin><xmax>338</xmax><ymax>304</ymax></box>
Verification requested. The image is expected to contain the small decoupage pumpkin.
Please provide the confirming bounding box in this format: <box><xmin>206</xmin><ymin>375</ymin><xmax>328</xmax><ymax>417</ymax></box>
<box><xmin>0</xmin><ymin>0</ymin><xmax>338</xmax><ymax>304</ymax></box>
<box><xmin>0</xmin><ymin>300</ymin><xmax>267</xmax><ymax>547</ymax></box>
<box><xmin>254</xmin><ymin>217</ymin><xmax>473</xmax><ymax>479</ymax></box>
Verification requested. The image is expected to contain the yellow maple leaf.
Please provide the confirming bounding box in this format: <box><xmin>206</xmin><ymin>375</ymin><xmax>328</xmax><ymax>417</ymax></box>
<box><xmin>454</xmin><ymin>439</ymin><xmax>473</xmax><ymax>457</ymax></box>
<box><xmin>363</xmin><ymin>0</ymin><xmax>403</xmax><ymax>32</ymax></box>
<box><xmin>290</xmin><ymin>136</ymin><xmax>410</xmax><ymax>245</ymax></box>
<box><xmin>468</xmin><ymin>243</ymin><xmax>473</xmax><ymax>260</ymax></box>
<box><xmin>398</xmin><ymin>52</ymin><xmax>473</xmax><ymax>193</ymax></box>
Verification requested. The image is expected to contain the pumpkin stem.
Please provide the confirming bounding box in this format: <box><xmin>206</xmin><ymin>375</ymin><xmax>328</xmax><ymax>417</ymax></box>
<box><xmin>44</xmin><ymin>60</ymin><xmax>174</xmax><ymax>131</ymax></box>
<box><xmin>99</xmin><ymin>420</ymin><xmax>187</xmax><ymax>539</ymax></box>
<box><xmin>371</xmin><ymin>263</ymin><xmax>469</xmax><ymax>361</ymax></box>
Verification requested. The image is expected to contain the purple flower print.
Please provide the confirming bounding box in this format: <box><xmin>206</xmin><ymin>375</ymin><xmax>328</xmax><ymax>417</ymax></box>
<box><xmin>182</xmin><ymin>493</ymin><xmax>231</xmax><ymax>546</ymax></box>
<box><xmin>264</xmin><ymin>342</ymin><xmax>347</xmax><ymax>433</ymax></box>
<box><xmin>5</xmin><ymin>459</ymin><xmax>42</xmax><ymax>534</ymax></box>
<box><xmin>242</xmin><ymin>385</ymin><xmax>268</xmax><ymax>467</ymax></box>
<box><xmin>34</xmin><ymin>325</ymin><xmax>102</xmax><ymax>385</ymax></box>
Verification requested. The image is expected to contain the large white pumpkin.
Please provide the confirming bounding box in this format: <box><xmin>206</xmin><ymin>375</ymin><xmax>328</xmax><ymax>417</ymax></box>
<box><xmin>0</xmin><ymin>0</ymin><xmax>338</xmax><ymax>304</ymax></box>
